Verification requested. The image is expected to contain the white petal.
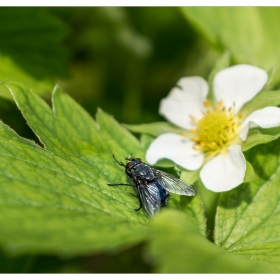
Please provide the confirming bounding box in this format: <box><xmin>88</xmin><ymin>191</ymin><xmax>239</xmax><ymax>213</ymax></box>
<box><xmin>214</xmin><ymin>65</ymin><xmax>267</xmax><ymax>112</ymax></box>
<box><xmin>159</xmin><ymin>77</ymin><xmax>208</xmax><ymax>130</ymax></box>
<box><xmin>146</xmin><ymin>133</ymin><xmax>204</xmax><ymax>170</ymax></box>
<box><xmin>239</xmin><ymin>106</ymin><xmax>280</xmax><ymax>141</ymax></box>
<box><xmin>200</xmin><ymin>145</ymin><xmax>246</xmax><ymax>192</ymax></box>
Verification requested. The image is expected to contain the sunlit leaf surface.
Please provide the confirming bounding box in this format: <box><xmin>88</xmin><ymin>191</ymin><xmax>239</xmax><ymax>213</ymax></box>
<box><xmin>216</xmin><ymin>139</ymin><xmax>280</xmax><ymax>266</ymax></box>
<box><xmin>0</xmin><ymin>82</ymin><xmax>149</xmax><ymax>256</ymax></box>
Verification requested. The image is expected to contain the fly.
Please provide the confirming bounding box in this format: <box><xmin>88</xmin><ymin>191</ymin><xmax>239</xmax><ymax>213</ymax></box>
<box><xmin>107</xmin><ymin>155</ymin><xmax>196</xmax><ymax>217</ymax></box>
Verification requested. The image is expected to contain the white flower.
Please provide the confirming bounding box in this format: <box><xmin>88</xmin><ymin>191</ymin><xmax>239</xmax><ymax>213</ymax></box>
<box><xmin>146</xmin><ymin>65</ymin><xmax>280</xmax><ymax>192</ymax></box>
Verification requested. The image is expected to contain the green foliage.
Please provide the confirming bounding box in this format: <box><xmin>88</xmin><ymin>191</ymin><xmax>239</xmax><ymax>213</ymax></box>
<box><xmin>0</xmin><ymin>82</ymin><xmax>149</xmax><ymax>256</ymax></box>
<box><xmin>182</xmin><ymin>7</ymin><xmax>280</xmax><ymax>85</ymax></box>
<box><xmin>54</xmin><ymin>7</ymin><xmax>209</xmax><ymax>125</ymax></box>
<box><xmin>2</xmin><ymin>6</ymin><xmax>280</xmax><ymax>273</ymax></box>
<box><xmin>124</xmin><ymin>122</ymin><xmax>186</xmax><ymax>137</ymax></box>
<box><xmin>0</xmin><ymin>8</ymin><xmax>69</xmax><ymax>99</ymax></box>
<box><xmin>244</xmin><ymin>161</ymin><xmax>255</xmax><ymax>183</ymax></box>
<box><xmin>240</xmin><ymin>90</ymin><xmax>280</xmax><ymax>118</ymax></box>
<box><xmin>1</xmin><ymin>81</ymin><xmax>280</xmax><ymax>273</ymax></box>
<box><xmin>0</xmin><ymin>55</ymin><xmax>54</xmax><ymax>99</ymax></box>
<box><xmin>180</xmin><ymin>169</ymin><xmax>200</xmax><ymax>185</ymax></box>
<box><xmin>216</xmin><ymin>139</ymin><xmax>280</xmax><ymax>267</ymax></box>
<box><xmin>242</xmin><ymin>127</ymin><xmax>280</xmax><ymax>151</ymax></box>
<box><xmin>147</xmin><ymin>210</ymin><xmax>278</xmax><ymax>273</ymax></box>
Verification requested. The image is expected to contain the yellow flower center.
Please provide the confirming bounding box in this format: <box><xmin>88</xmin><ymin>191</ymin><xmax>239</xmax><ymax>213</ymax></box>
<box><xmin>188</xmin><ymin>100</ymin><xmax>242</xmax><ymax>155</ymax></box>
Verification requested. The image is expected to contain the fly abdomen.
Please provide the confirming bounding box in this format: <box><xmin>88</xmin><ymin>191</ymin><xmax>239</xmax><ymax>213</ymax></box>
<box><xmin>147</xmin><ymin>181</ymin><xmax>169</xmax><ymax>207</ymax></box>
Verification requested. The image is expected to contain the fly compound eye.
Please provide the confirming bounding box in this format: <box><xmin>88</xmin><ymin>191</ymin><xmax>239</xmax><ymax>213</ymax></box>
<box><xmin>126</xmin><ymin>161</ymin><xmax>134</xmax><ymax>169</ymax></box>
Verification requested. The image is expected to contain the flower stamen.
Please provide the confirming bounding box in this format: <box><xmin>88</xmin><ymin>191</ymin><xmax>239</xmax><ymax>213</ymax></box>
<box><xmin>189</xmin><ymin>115</ymin><xmax>196</xmax><ymax>122</ymax></box>
<box><xmin>190</xmin><ymin>101</ymin><xmax>242</xmax><ymax>155</ymax></box>
<box><xmin>204</xmin><ymin>99</ymin><xmax>211</xmax><ymax>108</ymax></box>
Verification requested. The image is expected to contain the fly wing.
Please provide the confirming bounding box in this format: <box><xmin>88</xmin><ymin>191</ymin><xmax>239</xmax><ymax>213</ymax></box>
<box><xmin>153</xmin><ymin>169</ymin><xmax>196</xmax><ymax>196</ymax></box>
<box><xmin>138</xmin><ymin>182</ymin><xmax>161</xmax><ymax>217</ymax></box>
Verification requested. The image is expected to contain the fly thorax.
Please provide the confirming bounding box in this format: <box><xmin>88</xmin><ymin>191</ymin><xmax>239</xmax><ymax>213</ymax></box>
<box><xmin>132</xmin><ymin>164</ymin><xmax>155</xmax><ymax>180</ymax></box>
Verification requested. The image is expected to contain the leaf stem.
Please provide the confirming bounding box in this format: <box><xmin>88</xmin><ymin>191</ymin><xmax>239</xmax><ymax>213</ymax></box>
<box><xmin>197</xmin><ymin>182</ymin><xmax>220</xmax><ymax>241</ymax></box>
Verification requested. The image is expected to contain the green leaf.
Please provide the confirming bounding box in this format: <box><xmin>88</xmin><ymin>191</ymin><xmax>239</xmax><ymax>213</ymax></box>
<box><xmin>240</xmin><ymin>90</ymin><xmax>280</xmax><ymax>118</ymax></box>
<box><xmin>124</xmin><ymin>122</ymin><xmax>187</xmax><ymax>138</ymax></box>
<box><xmin>140</xmin><ymin>133</ymin><xmax>154</xmax><ymax>151</ymax></box>
<box><xmin>0</xmin><ymin>8</ymin><xmax>69</xmax><ymax>79</ymax></box>
<box><xmin>0</xmin><ymin>55</ymin><xmax>53</xmax><ymax>99</ymax></box>
<box><xmin>215</xmin><ymin>138</ymin><xmax>280</xmax><ymax>266</ymax></box>
<box><xmin>207</xmin><ymin>51</ymin><xmax>230</xmax><ymax>102</ymax></box>
<box><xmin>167</xmin><ymin>170</ymin><xmax>206</xmax><ymax>236</ymax></box>
<box><xmin>243</xmin><ymin>161</ymin><xmax>255</xmax><ymax>183</ymax></box>
<box><xmin>175</xmin><ymin>193</ymin><xmax>206</xmax><ymax>237</ymax></box>
<box><xmin>182</xmin><ymin>7</ymin><xmax>280</xmax><ymax>84</ymax></box>
<box><xmin>0</xmin><ymin>81</ymin><xmax>149</xmax><ymax>257</ymax></box>
<box><xmin>147</xmin><ymin>209</ymin><xmax>278</xmax><ymax>272</ymax></box>
<box><xmin>0</xmin><ymin>251</ymin><xmax>35</xmax><ymax>273</ymax></box>
<box><xmin>180</xmin><ymin>169</ymin><xmax>200</xmax><ymax>185</ymax></box>
<box><xmin>242</xmin><ymin>126</ymin><xmax>280</xmax><ymax>151</ymax></box>
<box><xmin>0</xmin><ymin>8</ymin><xmax>69</xmax><ymax>99</ymax></box>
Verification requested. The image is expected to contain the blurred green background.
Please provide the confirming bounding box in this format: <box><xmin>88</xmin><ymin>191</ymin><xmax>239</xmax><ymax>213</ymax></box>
<box><xmin>0</xmin><ymin>6</ymin><xmax>280</xmax><ymax>273</ymax></box>
<box><xmin>0</xmin><ymin>7</ymin><xmax>221</xmax><ymax>143</ymax></box>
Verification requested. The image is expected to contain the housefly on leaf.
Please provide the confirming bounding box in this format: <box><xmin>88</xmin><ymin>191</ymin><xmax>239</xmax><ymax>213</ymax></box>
<box><xmin>108</xmin><ymin>155</ymin><xmax>196</xmax><ymax>217</ymax></box>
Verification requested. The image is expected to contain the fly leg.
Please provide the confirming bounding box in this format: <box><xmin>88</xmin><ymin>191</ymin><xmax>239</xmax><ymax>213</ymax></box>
<box><xmin>125</xmin><ymin>170</ymin><xmax>133</xmax><ymax>178</ymax></box>
<box><xmin>112</xmin><ymin>155</ymin><xmax>133</xmax><ymax>179</ymax></box>
<box><xmin>162</xmin><ymin>193</ymin><xmax>169</xmax><ymax>207</ymax></box>
<box><xmin>134</xmin><ymin>183</ymin><xmax>142</xmax><ymax>211</ymax></box>
<box><xmin>112</xmin><ymin>154</ymin><xmax>126</xmax><ymax>168</ymax></box>
<box><xmin>134</xmin><ymin>198</ymin><xmax>142</xmax><ymax>211</ymax></box>
<box><xmin>107</xmin><ymin>183</ymin><xmax>134</xmax><ymax>187</ymax></box>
